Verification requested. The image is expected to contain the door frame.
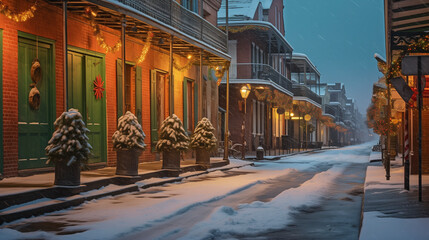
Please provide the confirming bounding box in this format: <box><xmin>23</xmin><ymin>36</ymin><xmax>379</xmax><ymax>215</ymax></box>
<box><xmin>68</xmin><ymin>45</ymin><xmax>107</xmax><ymax>164</ymax></box>
<box><xmin>150</xmin><ymin>68</ymin><xmax>169</xmax><ymax>151</ymax></box>
<box><xmin>17</xmin><ymin>31</ymin><xmax>56</xmax><ymax>170</ymax></box>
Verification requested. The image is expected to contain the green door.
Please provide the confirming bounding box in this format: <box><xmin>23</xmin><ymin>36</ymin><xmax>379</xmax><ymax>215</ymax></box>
<box><xmin>68</xmin><ymin>49</ymin><xmax>106</xmax><ymax>164</ymax></box>
<box><xmin>18</xmin><ymin>36</ymin><xmax>55</xmax><ymax>170</ymax></box>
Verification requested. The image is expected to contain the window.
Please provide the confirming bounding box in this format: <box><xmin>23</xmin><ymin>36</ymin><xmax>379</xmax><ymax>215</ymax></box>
<box><xmin>252</xmin><ymin>42</ymin><xmax>256</xmax><ymax>74</ymax></box>
<box><xmin>187</xmin><ymin>81</ymin><xmax>194</xmax><ymax>131</ymax></box>
<box><xmin>116</xmin><ymin>60</ymin><xmax>142</xmax><ymax>123</ymax></box>
<box><xmin>182</xmin><ymin>0</ymin><xmax>199</xmax><ymax>14</ymax></box>
<box><xmin>150</xmin><ymin>69</ymin><xmax>169</xmax><ymax>149</ymax></box>
<box><xmin>275</xmin><ymin>6</ymin><xmax>278</xmax><ymax>28</ymax></box>
<box><xmin>272</xmin><ymin>108</ymin><xmax>285</xmax><ymax>137</ymax></box>
<box><xmin>183</xmin><ymin>78</ymin><xmax>198</xmax><ymax>133</ymax></box>
<box><xmin>252</xmin><ymin>100</ymin><xmax>265</xmax><ymax>135</ymax></box>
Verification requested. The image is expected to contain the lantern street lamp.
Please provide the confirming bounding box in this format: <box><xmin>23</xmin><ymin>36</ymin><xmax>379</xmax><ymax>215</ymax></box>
<box><xmin>240</xmin><ymin>85</ymin><xmax>251</xmax><ymax>160</ymax></box>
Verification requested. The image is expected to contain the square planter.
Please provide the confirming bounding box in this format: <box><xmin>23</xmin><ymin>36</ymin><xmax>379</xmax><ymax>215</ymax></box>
<box><xmin>196</xmin><ymin>148</ymin><xmax>210</xmax><ymax>167</ymax></box>
<box><xmin>54</xmin><ymin>159</ymin><xmax>80</xmax><ymax>186</ymax></box>
<box><xmin>162</xmin><ymin>150</ymin><xmax>181</xmax><ymax>170</ymax></box>
<box><xmin>116</xmin><ymin>148</ymin><xmax>142</xmax><ymax>176</ymax></box>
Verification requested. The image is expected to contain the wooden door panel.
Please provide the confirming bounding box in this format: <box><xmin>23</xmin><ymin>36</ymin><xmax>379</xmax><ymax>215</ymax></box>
<box><xmin>18</xmin><ymin>37</ymin><xmax>54</xmax><ymax>169</ymax></box>
<box><xmin>85</xmin><ymin>55</ymin><xmax>105</xmax><ymax>163</ymax></box>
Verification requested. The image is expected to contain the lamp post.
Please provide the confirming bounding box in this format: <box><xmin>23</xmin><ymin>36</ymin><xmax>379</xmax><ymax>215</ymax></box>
<box><xmin>240</xmin><ymin>85</ymin><xmax>251</xmax><ymax>160</ymax></box>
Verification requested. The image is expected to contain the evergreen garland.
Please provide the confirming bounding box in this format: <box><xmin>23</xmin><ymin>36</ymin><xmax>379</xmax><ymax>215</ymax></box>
<box><xmin>156</xmin><ymin>114</ymin><xmax>189</xmax><ymax>152</ymax></box>
<box><xmin>190</xmin><ymin>117</ymin><xmax>217</xmax><ymax>151</ymax></box>
<box><xmin>45</xmin><ymin>109</ymin><xmax>92</xmax><ymax>166</ymax></box>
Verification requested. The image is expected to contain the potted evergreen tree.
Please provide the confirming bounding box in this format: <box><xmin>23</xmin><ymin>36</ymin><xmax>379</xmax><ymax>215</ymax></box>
<box><xmin>112</xmin><ymin>111</ymin><xmax>146</xmax><ymax>176</ymax></box>
<box><xmin>190</xmin><ymin>117</ymin><xmax>217</xmax><ymax>167</ymax></box>
<box><xmin>155</xmin><ymin>114</ymin><xmax>189</xmax><ymax>169</ymax></box>
<box><xmin>45</xmin><ymin>109</ymin><xmax>92</xmax><ymax>186</ymax></box>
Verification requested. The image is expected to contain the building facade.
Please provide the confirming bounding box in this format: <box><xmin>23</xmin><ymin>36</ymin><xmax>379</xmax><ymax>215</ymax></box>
<box><xmin>0</xmin><ymin>0</ymin><xmax>229</xmax><ymax>177</ymax></box>
<box><xmin>218</xmin><ymin>0</ymin><xmax>294</xmax><ymax>154</ymax></box>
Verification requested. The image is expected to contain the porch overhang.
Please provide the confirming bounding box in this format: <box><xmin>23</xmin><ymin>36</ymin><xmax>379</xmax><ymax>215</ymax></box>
<box><xmin>292</xmin><ymin>96</ymin><xmax>322</xmax><ymax>109</ymax></box>
<box><xmin>223</xmin><ymin>79</ymin><xmax>293</xmax><ymax>97</ymax></box>
<box><xmin>218</xmin><ymin>20</ymin><xmax>293</xmax><ymax>57</ymax></box>
<box><xmin>386</xmin><ymin>0</ymin><xmax>429</xmax><ymax>51</ymax></box>
<box><xmin>46</xmin><ymin>0</ymin><xmax>230</xmax><ymax>65</ymax></box>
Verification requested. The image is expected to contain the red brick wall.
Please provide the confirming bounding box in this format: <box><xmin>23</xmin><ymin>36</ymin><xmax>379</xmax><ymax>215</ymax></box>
<box><xmin>0</xmin><ymin>0</ymin><xmax>203</xmax><ymax>176</ymax></box>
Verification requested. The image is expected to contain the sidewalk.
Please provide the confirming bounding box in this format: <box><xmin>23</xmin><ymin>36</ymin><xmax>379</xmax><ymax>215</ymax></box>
<box><xmin>0</xmin><ymin>158</ymin><xmax>252</xmax><ymax>225</ymax></box>
<box><xmin>360</xmin><ymin>154</ymin><xmax>429</xmax><ymax>239</ymax></box>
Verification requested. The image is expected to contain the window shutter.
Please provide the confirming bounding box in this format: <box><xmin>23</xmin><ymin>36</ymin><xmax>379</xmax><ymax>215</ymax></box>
<box><xmin>135</xmin><ymin>66</ymin><xmax>142</xmax><ymax>124</ymax></box>
<box><xmin>150</xmin><ymin>70</ymin><xmax>158</xmax><ymax>151</ymax></box>
<box><xmin>116</xmin><ymin>59</ymin><xmax>123</xmax><ymax>119</ymax></box>
<box><xmin>194</xmin><ymin>81</ymin><xmax>198</xmax><ymax>127</ymax></box>
<box><xmin>183</xmin><ymin>78</ymin><xmax>188</xmax><ymax>133</ymax></box>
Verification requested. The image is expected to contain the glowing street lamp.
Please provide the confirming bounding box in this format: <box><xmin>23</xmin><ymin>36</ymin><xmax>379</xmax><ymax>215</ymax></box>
<box><xmin>240</xmin><ymin>85</ymin><xmax>251</xmax><ymax>160</ymax></box>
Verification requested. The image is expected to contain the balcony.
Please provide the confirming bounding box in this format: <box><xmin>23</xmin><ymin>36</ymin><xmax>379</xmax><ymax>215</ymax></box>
<box><xmin>118</xmin><ymin>0</ymin><xmax>227</xmax><ymax>53</ymax></box>
<box><xmin>230</xmin><ymin>63</ymin><xmax>293</xmax><ymax>92</ymax></box>
<box><xmin>292</xmin><ymin>85</ymin><xmax>322</xmax><ymax>105</ymax></box>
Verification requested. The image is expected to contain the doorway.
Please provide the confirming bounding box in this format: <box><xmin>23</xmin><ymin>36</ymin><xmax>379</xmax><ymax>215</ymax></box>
<box><xmin>150</xmin><ymin>69</ymin><xmax>170</xmax><ymax>149</ymax></box>
<box><xmin>68</xmin><ymin>47</ymin><xmax>106</xmax><ymax>164</ymax></box>
<box><xmin>17</xmin><ymin>34</ymin><xmax>55</xmax><ymax>170</ymax></box>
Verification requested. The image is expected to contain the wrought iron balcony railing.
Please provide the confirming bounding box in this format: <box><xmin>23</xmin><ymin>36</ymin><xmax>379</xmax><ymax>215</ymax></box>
<box><xmin>117</xmin><ymin>0</ymin><xmax>227</xmax><ymax>52</ymax></box>
<box><xmin>230</xmin><ymin>63</ymin><xmax>293</xmax><ymax>92</ymax></box>
<box><xmin>292</xmin><ymin>84</ymin><xmax>322</xmax><ymax>105</ymax></box>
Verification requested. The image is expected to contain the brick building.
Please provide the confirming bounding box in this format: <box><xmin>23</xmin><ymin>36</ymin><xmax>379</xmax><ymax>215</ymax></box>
<box><xmin>217</xmin><ymin>0</ymin><xmax>295</xmax><ymax>154</ymax></box>
<box><xmin>0</xmin><ymin>0</ymin><xmax>229</xmax><ymax>177</ymax></box>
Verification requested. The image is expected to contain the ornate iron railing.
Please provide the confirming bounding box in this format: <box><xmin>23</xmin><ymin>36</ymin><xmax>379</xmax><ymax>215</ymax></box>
<box><xmin>292</xmin><ymin>84</ymin><xmax>322</xmax><ymax>105</ymax></box>
<box><xmin>117</xmin><ymin>0</ymin><xmax>227</xmax><ymax>52</ymax></box>
<box><xmin>231</xmin><ymin>63</ymin><xmax>293</xmax><ymax>92</ymax></box>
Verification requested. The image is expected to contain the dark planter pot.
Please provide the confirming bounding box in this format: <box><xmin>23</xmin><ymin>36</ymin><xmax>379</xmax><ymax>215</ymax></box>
<box><xmin>162</xmin><ymin>150</ymin><xmax>180</xmax><ymax>170</ymax></box>
<box><xmin>196</xmin><ymin>148</ymin><xmax>210</xmax><ymax>167</ymax></box>
<box><xmin>54</xmin><ymin>159</ymin><xmax>81</xmax><ymax>186</ymax></box>
<box><xmin>116</xmin><ymin>148</ymin><xmax>142</xmax><ymax>176</ymax></box>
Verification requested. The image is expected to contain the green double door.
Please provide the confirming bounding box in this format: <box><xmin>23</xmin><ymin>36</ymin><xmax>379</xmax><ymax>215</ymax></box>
<box><xmin>68</xmin><ymin>49</ymin><xmax>106</xmax><ymax>164</ymax></box>
<box><xmin>18</xmin><ymin>35</ymin><xmax>55</xmax><ymax>169</ymax></box>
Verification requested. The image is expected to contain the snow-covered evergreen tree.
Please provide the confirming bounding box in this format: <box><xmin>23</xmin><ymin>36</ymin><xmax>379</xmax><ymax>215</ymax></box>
<box><xmin>156</xmin><ymin>114</ymin><xmax>189</xmax><ymax>152</ymax></box>
<box><xmin>112</xmin><ymin>111</ymin><xmax>146</xmax><ymax>150</ymax></box>
<box><xmin>45</xmin><ymin>109</ymin><xmax>92</xmax><ymax>166</ymax></box>
<box><xmin>190</xmin><ymin>117</ymin><xmax>217</xmax><ymax>151</ymax></box>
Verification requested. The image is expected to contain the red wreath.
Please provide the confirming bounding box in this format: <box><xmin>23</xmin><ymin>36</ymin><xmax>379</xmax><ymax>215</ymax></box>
<box><xmin>93</xmin><ymin>75</ymin><xmax>105</xmax><ymax>99</ymax></box>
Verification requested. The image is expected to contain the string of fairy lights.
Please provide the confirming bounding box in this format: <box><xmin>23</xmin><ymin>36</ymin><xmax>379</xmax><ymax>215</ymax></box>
<box><xmin>0</xmin><ymin>0</ymin><xmax>38</xmax><ymax>22</ymax></box>
<box><xmin>84</xmin><ymin>7</ymin><xmax>122</xmax><ymax>54</ymax></box>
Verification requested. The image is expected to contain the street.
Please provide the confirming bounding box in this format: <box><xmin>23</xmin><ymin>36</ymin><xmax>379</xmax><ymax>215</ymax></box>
<box><xmin>0</xmin><ymin>142</ymin><xmax>372</xmax><ymax>240</ymax></box>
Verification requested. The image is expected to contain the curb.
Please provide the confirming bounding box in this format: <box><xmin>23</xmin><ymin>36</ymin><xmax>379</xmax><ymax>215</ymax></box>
<box><xmin>0</xmin><ymin>161</ymin><xmax>253</xmax><ymax>225</ymax></box>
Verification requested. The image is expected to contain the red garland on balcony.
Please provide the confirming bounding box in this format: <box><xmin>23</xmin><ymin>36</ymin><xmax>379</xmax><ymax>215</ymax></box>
<box><xmin>93</xmin><ymin>75</ymin><xmax>104</xmax><ymax>99</ymax></box>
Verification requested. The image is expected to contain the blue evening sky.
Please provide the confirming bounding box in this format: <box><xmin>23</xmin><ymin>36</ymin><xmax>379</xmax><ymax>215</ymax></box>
<box><xmin>284</xmin><ymin>0</ymin><xmax>385</xmax><ymax>113</ymax></box>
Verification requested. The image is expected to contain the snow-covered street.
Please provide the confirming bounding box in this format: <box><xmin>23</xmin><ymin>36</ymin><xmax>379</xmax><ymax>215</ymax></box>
<box><xmin>0</xmin><ymin>142</ymin><xmax>374</xmax><ymax>240</ymax></box>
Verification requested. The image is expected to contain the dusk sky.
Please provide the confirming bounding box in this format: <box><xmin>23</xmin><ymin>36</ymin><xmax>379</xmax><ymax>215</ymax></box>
<box><xmin>284</xmin><ymin>0</ymin><xmax>385</xmax><ymax>113</ymax></box>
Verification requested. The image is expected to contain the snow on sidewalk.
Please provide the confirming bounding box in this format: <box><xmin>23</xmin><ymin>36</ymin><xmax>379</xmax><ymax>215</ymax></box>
<box><xmin>360</xmin><ymin>156</ymin><xmax>429</xmax><ymax>240</ymax></box>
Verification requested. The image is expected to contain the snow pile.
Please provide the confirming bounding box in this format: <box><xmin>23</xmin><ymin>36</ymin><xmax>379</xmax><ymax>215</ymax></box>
<box><xmin>190</xmin><ymin>117</ymin><xmax>217</xmax><ymax>151</ymax></box>
<box><xmin>180</xmin><ymin>166</ymin><xmax>344</xmax><ymax>239</ymax></box>
<box><xmin>112</xmin><ymin>111</ymin><xmax>146</xmax><ymax>150</ymax></box>
<box><xmin>45</xmin><ymin>108</ymin><xmax>92</xmax><ymax>166</ymax></box>
<box><xmin>155</xmin><ymin>114</ymin><xmax>189</xmax><ymax>152</ymax></box>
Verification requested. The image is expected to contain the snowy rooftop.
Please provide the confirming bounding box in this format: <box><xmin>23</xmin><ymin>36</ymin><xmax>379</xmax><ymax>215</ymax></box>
<box><xmin>219</xmin><ymin>20</ymin><xmax>293</xmax><ymax>51</ymax></box>
<box><xmin>218</xmin><ymin>0</ymin><xmax>273</xmax><ymax>20</ymax></box>
<box><xmin>292</xmin><ymin>53</ymin><xmax>320</xmax><ymax>76</ymax></box>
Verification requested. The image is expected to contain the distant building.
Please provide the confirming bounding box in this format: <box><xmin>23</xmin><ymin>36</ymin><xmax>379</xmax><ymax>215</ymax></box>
<box><xmin>218</xmin><ymin>0</ymin><xmax>294</xmax><ymax>154</ymax></box>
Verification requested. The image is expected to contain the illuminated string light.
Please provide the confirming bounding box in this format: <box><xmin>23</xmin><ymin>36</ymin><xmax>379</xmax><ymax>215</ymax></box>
<box><xmin>84</xmin><ymin>7</ymin><xmax>121</xmax><ymax>53</ymax></box>
<box><xmin>136</xmin><ymin>31</ymin><xmax>153</xmax><ymax>64</ymax></box>
<box><xmin>0</xmin><ymin>0</ymin><xmax>38</xmax><ymax>22</ymax></box>
<box><xmin>173</xmin><ymin>55</ymin><xmax>195</xmax><ymax>71</ymax></box>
